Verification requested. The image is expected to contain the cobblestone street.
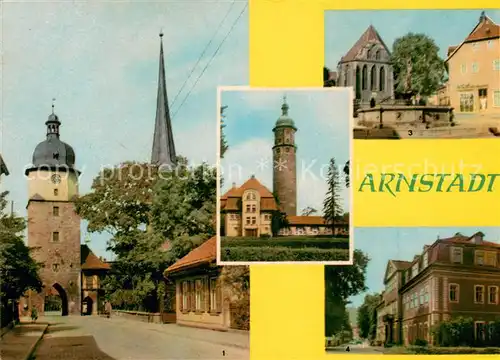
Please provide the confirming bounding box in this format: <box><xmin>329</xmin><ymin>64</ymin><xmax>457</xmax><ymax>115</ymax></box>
<box><xmin>30</xmin><ymin>316</ymin><xmax>249</xmax><ymax>360</ymax></box>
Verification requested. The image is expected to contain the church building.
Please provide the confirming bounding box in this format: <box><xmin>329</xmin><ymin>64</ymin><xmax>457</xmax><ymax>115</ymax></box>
<box><xmin>335</xmin><ymin>25</ymin><xmax>394</xmax><ymax>106</ymax></box>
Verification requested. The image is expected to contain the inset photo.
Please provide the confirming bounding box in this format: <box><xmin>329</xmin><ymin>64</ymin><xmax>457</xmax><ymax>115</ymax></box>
<box><xmin>216</xmin><ymin>86</ymin><xmax>353</xmax><ymax>265</ymax></box>
<box><xmin>325</xmin><ymin>227</ymin><xmax>500</xmax><ymax>355</ymax></box>
<box><xmin>324</xmin><ymin>9</ymin><xmax>500</xmax><ymax>139</ymax></box>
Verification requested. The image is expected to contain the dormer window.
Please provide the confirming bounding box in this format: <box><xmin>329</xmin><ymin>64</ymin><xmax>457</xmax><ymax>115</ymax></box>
<box><xmin>412</xmin><ymin>263</ymin><xmax>419</xmax><ymax>278</ymax></box>
<box><xmin>450</xmin><ymin>246</ymin><xmax>463</xmax><ymax>263</ymax></box>
<box><xmin>475</xmin><ymin>250</ymin><xmax>485</xmax><ymax>265</ymax></box>
<box><xmin>423</xmin><ymin>252</ymin><xmax>429</xmax><ymax>268</ymax></box>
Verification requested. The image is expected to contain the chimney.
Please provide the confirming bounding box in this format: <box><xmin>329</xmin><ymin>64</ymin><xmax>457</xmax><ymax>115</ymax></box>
<box><xmin>471</xmin><ymin>232</ymin><xmax>484</xmax><ymax>244</ymax></box>
<box><xmin>103</xmin><ymin>258</ymin><xmax>107</xmax><ymax>262</ymax></box>
<box><xmin>232</xmin><ymin>182</ymin><xmax>236</xmax><ymax>188</ymax></box>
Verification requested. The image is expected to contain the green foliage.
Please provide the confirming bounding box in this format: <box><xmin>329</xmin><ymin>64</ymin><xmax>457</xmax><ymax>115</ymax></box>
<box><xmin>391</xmin><ymin>33</ymin><xmax>446</xmax><ymax>97</ymax></box>
<box><xmin>386</xmin><ymin>346</ymin><xmax>500</xmax><ymax>355</ymax></box>
<box><xmin>433</xmin><ymin>317</ymin><xmax>500</xmax><ymax>347</ymax></box>
<box><xmin>222</xmin><ymin>246</ymin><xmax>348</xmax><ymax>262</ymax></box>
<box><xmin>220</xmin><ymin>106</ymin><xmax>229</xmax><ymax>159</ymax></box>
<box><xmin>325</xmin><ymin>250</ymin><xmax>370</xmax><ymax>336</ymax></box>
<box><xmin>220</xmin><ymin>266</ymin><xmax>250</xmax><ymax>330</ymax></box>
<box><xmin>301</xmin><ymin>206</ymin><xmax>318</xmax><ymax>216</ymax></box>
<box><xmin>343</xmin><ymin>161</ymin><xmax>350</xmax><ymax>188</ymax></box>
<box><xmin>323</xmin><ymin>158</ymin><xmax>344</xmax><ymax>228</ymax></box>
<box><xmin>270</xmin><ymin>193</ymin><xmax>290</xmax><ymax>237</ymax></box>
<box><xmin>0</xmin><ymin>191</ymin><xmax>42</xmax><ymax>326</ymax></box>
<box><xmin>221</xmin><ymin>236</ymin><xmax>349</xmax><ymax>249</ymax></box>
<box><xmin>77</xmin><ymin>158</ymin><xmax>217</xmax><ymax>312</ymax></box>
<box><xmin>357</xmin><ymin>293</ymin><xmax>381</xmax><ymax>340</ymax></box>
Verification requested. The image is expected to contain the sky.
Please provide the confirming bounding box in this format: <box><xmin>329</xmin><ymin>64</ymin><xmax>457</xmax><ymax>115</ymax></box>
<box><xmin>0</xmin><ymin>1</ymin><xmax>248</xmax><ymax>260</ymax></box>
<box><xmin>347</xmin><ymin>226</ymin><xmax>500</xmax><ymax>308</ymax></box>
<box><xmin>325</xmin><ymin>9</ymin><xmax>500</xmax><ymax>69</ymax></box>
<box><xmin>220</xmin><ymin>88</ymin><xmax>351</xmax><ymax>215</ymax></box>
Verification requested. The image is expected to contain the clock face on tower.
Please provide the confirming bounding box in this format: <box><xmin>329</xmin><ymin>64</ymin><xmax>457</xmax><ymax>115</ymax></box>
<box><xmin>51</xmin><ymin>174</ymin><xmax>62</xmax><ymax>184</ymax></box>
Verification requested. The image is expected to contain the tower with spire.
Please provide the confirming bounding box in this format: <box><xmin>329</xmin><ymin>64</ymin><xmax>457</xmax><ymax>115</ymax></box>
<box><xmin>24</xmin><ymin>103</ymin><xmax>82</xmax><ymax>316</ymax></box>
<box><xmin>151</xmin><ymin>32</ymin><xmax>177</xmax><ymax>168</ymax></box>
<box><xmin>272</xmin><ymin>95</ymin><xmax>297</xmax><ymax>216</ymax></box>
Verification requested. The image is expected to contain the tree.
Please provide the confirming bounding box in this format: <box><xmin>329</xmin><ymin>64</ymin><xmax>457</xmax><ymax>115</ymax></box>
<box><xmin>271</xmin><ymin>192</ymin><xmax>289</xmax><ymax>237</ymax></box>
<box><xmin>324</xmin><ymin>66</ymin><xmax>335</xmax><ymax>87</ymax></box>
<box><xmin>0</xmin><ymin>191</ymin><xmax>42</xmax><ymax>326</ymax></box>
<box><xmin>343</xmin><ymin>160</ymin><xmax>350</xmax><ymax>188</ymax></box>
<box><xmin>220</xmin><ymin>105</ymin><xmax>229</xmax><ymax>158</ymax></box>
<box><xmin>391</xmin><ymin>33</ymin><xmax>446</xmax><ymax>98</ymax></box>
<box><xmin>325</xmin><ymin>250</ymin><xmax>370</xmax><ymax>337</ymax></box>
<box><xmin>301</xmin><ymin>206</ymin><xmax>318</xmax><ymax>216</ymax></box>
<box><xmin>323</xmin><ymin>157</ymin><xmax>343</xmax><ymax>233</ymax></box>
<box><xmin>357</xmin><ymin>293</ymin><xmax>381</xmax><ymax>340</ymax></box>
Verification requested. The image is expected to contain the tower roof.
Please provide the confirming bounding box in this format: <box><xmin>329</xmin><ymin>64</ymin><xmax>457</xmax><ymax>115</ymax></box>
<box><xmin>0</xmin><ymin>154</ymin><xmax>9</xmax><ymax>176</ymax></box>
<box><xmin>25</xmin><ymin>106</ymin><xmax>79</xmax><ymax>176</ymax></box>
<box><xmin>340</xmin><ymin>25</ymin><xmax>390</xmax><ymax>62</ymax></box>
<box><xmin>274</xmin><ymin>95</ymin><xmax>296</xmax><ymax>130</ymax></box>
<box><xmin>151</xmin><ymin>33</ymin><xmax>177</xmax><ymax>168</ymax></box>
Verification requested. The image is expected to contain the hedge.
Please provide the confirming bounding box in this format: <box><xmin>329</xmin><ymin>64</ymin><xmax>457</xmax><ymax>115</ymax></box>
<box><xmin>221</xmin><ymin>246</ymin><xmax>349</xmax><ymax>262</ymax></box>
<box><xmin>221</xmin><ymin>237</ymin><xmax>349</xmax><ymax>249</ymax></box>
<box><xmin>433</xmin><ymin>317</ymin><xmax>500</xmax><ymax>347</ymax></box>
<box><xmin>387</xmin><ymin>346</ymin><xmax>500</xmax><ymax>355</ymax></box>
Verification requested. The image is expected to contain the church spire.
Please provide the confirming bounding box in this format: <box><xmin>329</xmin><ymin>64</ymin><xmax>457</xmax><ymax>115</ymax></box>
<box><xmin>151</xmin><ymin>32</ymin><xmax>177</xmax><ymax>168</ymax></box>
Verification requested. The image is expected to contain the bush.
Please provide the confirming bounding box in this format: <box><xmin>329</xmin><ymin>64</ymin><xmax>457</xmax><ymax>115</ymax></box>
<box><xmin>221</xmin><ymin>236</ymin><xmax>349</xmax><ymax>250</ymax></box>
<box><xmin>413</xmin><ymin>339</ymin><xmax>428</xmax><ymax>347</ymax></box>
<box><xmin>221</xmin><ymin>246</ymin><xmax>349</xmax><ymax>262</ymax></box>
<box><xmin>433</xmin><ymin>317</ymin><xmax>500</xmax><ymax>347</ymax></box>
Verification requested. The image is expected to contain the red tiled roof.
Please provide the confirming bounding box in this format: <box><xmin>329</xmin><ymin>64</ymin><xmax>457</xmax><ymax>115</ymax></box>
<box><xmin>81</xmin><ymin>245</ymin><xmax>111</xmax><ymax>270</ymax></box>
<box><xmin>439</xmin><ymin>234</ymin><xmax>500</xmax><ymax>248</ymax></box>
<box><xmin>220</xmin><ymin>176</ymin><xmax>277</xmax><ymax>211</ymax></box>
<box><xmin>165</xmin><ymin>236</ymin><xmax>216</xmax><ymax>273</ymax></box>
<box><xmin>391</xmin><ymin>260</ymin><xmax>412</xmax><ymax>270</ymax></box>
<box><xmin>341</xmin><ymin>25</ymin><xmax>390</xmax><ymax>62</ymax></box>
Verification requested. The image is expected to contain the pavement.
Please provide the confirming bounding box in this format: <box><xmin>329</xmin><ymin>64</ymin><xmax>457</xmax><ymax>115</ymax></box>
<box><xmin>2</xmin><ymin>315</ymin><xmax>249</xmax><ymax>360</ymax></box>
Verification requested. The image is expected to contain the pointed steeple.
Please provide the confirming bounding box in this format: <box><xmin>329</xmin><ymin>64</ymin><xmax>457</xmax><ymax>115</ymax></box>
<box><xmin>151</xmin><ymin>32</ymin><xmax>177</xmax><ymax>168</ymax></box>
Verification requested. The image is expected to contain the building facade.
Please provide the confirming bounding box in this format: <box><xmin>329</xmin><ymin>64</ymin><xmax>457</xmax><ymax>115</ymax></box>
<box><xmin>81</xmin><ymin>245</ymin><xmax>111</xmax><ymax>316</ymax></box>
<box><xmin>336</xmin><ymin>25</ymin><xmax>394</xmax><ymax>106</ymax></box>
<box><xmin>445</xmin><ymin>12</ymin><xmax>500</xmax><ymax>115</ymax></box>
<box><xmin>376</xmin><ymin>232</ymin><xmax>500</xmax><ymax>346</ymax></box>
<box><xmin>164</xmin><ymin>237</ymin><xmax>249</xmax><ymax>331</ymax></box>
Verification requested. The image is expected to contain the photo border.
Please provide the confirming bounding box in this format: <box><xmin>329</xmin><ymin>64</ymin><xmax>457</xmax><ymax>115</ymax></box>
<box><xmin>216</xmin><ymin>85</ymin><xmax>354</xmax><ymax>266</ymax></box>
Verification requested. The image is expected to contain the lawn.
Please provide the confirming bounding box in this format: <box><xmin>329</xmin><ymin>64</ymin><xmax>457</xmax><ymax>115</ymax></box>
<box><xmin>220</xmin><ymin>236</ymin><xmax>350</xmax><ymax>262</ymax></box>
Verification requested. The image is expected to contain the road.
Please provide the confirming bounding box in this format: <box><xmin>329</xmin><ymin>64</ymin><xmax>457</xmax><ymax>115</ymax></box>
<box><xmin>30</xmin><ymin>315</ymin><xmax>249</xmax><ymax>360</ymax></box>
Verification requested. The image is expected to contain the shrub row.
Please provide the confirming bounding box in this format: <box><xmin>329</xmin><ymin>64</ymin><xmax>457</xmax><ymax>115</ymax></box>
<box><xmin>221</xmin><ymin>246</ymin><xmax>349</xmax><ymax>262</ymax></box>
<box><xmin>433</xmin><ymin>317</ymin><xmax>500</xmax><ymax>347</ymax></box>
<box><xmin>221</xmin><ymin>237</ymin><xmax>349</xmax><ymax>249</ymax></box>
<box><xmin>411</xmin><ymin>347</ymin><xmax>500</xmax><ymax>354</ymax></box>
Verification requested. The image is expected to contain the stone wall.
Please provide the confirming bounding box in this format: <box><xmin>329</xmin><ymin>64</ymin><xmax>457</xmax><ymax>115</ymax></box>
<box><xmin>357</xmin><ymin>106</ymin><xmax>454</xmax><ymax>129</ymax></box>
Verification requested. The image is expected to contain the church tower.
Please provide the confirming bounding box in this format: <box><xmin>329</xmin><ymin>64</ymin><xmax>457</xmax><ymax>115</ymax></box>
<box><xmin>272</xmin><ymin>96</ymin><xmax>297</xmax><ymax>216</ymax></box>
<box><xmin>151</xmin><ymin>33</ymin><xmax>177</xmax><ymax>168</ymax></box>
<box><xmin>24</xmin><ymin>105</ymin><xmax>81</xmax><ymax>316</ymax></box>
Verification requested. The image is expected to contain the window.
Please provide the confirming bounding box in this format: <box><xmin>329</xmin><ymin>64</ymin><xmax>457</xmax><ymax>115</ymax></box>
<box><xmin>52</xmin><ymin>232</ymin><xmax>59</xmax><ymax>242</ymax></box>
<box><xmin>245</xmin><ymin>204</ymin><xmax>250</xmax><ymax>213</ymax></box>
<box><xmin>489</xmin><ymin>286</ymin><xmax>498</xmax><ymax>304</ymax></box>
<box><xmin>485</xmin><ymin>252</ymin><xmax>497</xmax><ymax>266</ymax></box>
<box><xmin>494</xmin><ymin>90</ymin><xmax>500</xmax><ymax>107</ymax></box>
<box><xmin>195</xmin><ymin>279</ymin><xmax>203</xmax><ymax>311</ymax></box>
<box><xmin>54</xmin><ymin>189</ymin><xmax>58</xmax><ymax>196</ymax></box>
<box><xmin>182</xmin><ymin>281</ymin><xmax>188</xmax><ymax>311</ymax></box>
<box><xmin>52</xmin><ymin>264</ymin><xmax>60</xmax><ymax>272</ymax></box>
<box><xmin>362</xmin><ymin>65</ymin><xmax>368</xmax><ymax>90</ymax></box>
<box><xmin>449</xmin><ymin>283</ymin><xmax>459</xmax><ymax>302</ymax></box>
<box><xmin>419</xmin><ymin>288</ymin><xmax>425</xmax><ymax>304</ymax></box>
<box><xmin>424</xmin><ymin>286</ymin><xmax>429</xmax><ymax>303</ymax></box>
<box><xmin>475</xmin><ymin>285</ymin><xmax>485</xmax><ymax>304</ymax></box>
<box><xmin>423</xmin><ymin>252</ymin><xmax>428</xmax><ymax>268</ymax></box>
<box><xmin>460</xmin><ymin>64</ymin><xmax>467</xmax><ymax>73</ymax></box>
<box><xmin>472</xmin><ymin>62</ymin><xmax>479</xmax><ymax>73</ymax></box>
<box><xmin>344</xmin><ymin>65</ymin><xmax>349</xmax><ymax>87</ymax></box>
<box><xmin>209</xmin><ymin>278</ymin><xmax>220</xmax><ymax>312</ymax></box>
<box><xmin>450</xmin><ymin>246</ymin><xmax>463</xmax><ymax>263</ymax></box>
<box><xmin>245</xmin><ymin>217</ymin><xmax>250</xmax><ymax>225</ymax></box>
<box><xmin>251</xmin><ymin>217</ymin><xmax>256</xmax><ymax>225</ymax></box>
<box><xmin>475</xmin><ymin>321</ymin><xmax>486</xmax><ymax>341</ymax></box>
<box><xmin>376</xmin><ymin>50</ymin><xmax>381</xmax><ymax>60</ymax></box>
<box><xmin>472</xmin><ymin>43</ymin><xmax>479</xmax><ymax>51</ymax></box>
<box><xmin>493</xmin><ymin>59</ymin><xmax>500</xmax><ymax>71</ymax></box>
<box><xmin>86</xmin><ymin>276</ymin><xmax>94</xmax><ymax>289</ymax></box>
<box><xmin>475</xmin><ymin>250</ymin><xmax>485</xmax><ymax>265</ymax></box>
<box><xmin>251</xmin><ymin>205</ymin><xmax>256</xmax><ymax>213</ymax></box>
<box><xmin>459</xmin><ymin>93</ymin><xmax>474</xmax><ymax>112</ymax></box>
<box><xmin>53</xmin><ymin>206</ymin><xmax>59</xmax><ymax>216</ymax></box>
<box><xmin>370</xmin><ymin>65</ymin><xmax>377</xmax><ymax>91</ymax></box>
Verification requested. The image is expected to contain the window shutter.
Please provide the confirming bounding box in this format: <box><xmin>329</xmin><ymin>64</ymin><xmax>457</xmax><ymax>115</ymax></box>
<box><xmin>203</xmin><ymin>277</ymin><xmax>209</xmax><ymax>312</ymax></box>
<box><xmin>187</xmin><ymin>281</ymin><xmax>191</xmax><ymax>311</ymax></box>
<box><xmin>216</xmin><ymin>278</ymin><xmax>223</xmax><ymax>313</ymax></box>
<box><xmin>179</xmin><ymin>282</ymin><xmax>183</xmax><ymax>312</ymax></box>
<box><xmin>190</xmin><ymin>281</ymin><xmax>195</xmax><ymax>312</ymax></box>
